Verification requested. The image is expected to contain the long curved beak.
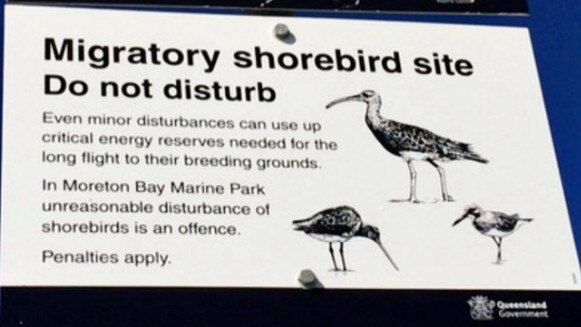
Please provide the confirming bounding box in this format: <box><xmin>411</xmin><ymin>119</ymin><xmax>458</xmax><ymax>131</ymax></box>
<box><xmin>377</xmin><ymin>241</ymin><xmax>399</xmax><ymax>271</ymax></box>
<box><xmin>325</xmin><ymin>94</ymin><xmax>362</xmax><ymax>109</ymax></box>
<box><xmin>452</xmin><ymin>213</ymin><xmax>469</xmax><ymax>227</ymax></box>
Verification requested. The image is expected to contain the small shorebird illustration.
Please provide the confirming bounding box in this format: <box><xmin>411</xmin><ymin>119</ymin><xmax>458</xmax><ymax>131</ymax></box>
<box><xmin>293</xmin><ymin>206</ymin><xmax>398</xmax><ymax>271</ymax></box>
<box><xmin>326</xmin><ymin>90</ymin><xmax>488</xmax><ymax>202</ymax></box>
<box><xmin>453</xmin><ymin>204</ymin><xmax>533</xmax><ymax>263</ymax></box>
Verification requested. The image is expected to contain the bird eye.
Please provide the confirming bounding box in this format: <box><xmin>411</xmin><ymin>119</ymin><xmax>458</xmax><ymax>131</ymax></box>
<box><xmin>362</xmin><ymin>90</ymin><xmax>374</xmax><ymax>98</ymax></box>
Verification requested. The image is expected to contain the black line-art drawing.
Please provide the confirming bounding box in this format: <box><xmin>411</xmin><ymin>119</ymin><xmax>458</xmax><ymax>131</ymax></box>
<box><xmin>326</xmin><ymin>90</ymin><xmax>488</xmax><ymax>203</ymax></box>
<box><xmin>452</xmin><ymin>204</ymin><xmax>533</xmax><ymax>264</ymax></box>
<box><xmin>293</xmin><ymin>206</ymin><xmax>399</xmax><ymax>271</ymax></box>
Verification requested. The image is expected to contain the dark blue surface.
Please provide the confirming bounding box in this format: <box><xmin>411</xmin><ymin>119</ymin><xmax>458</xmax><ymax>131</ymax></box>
<box><xmin>6</xmin><ymin>0</ymin><xmax>530</xmax><ymax>13</ymax></box>
<box><xmin>0</xmin><ymin>1</ymin><xmax>580</xmax><ymax>325</ymax></box>
<box><xmin>2</xmin><ymin>287</ymin><xmax>580</xmax><ymax>326</ymax></box>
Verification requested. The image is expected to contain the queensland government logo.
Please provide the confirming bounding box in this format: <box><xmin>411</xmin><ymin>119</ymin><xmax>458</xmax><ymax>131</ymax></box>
<box><xmin>466</xmin><ymin>295</ymin><xmax>549</xmax><ymax>320</ymax></box>
<box><xmin>467</xmin><ymin>295</ymin><xmax>495</xmax><ymax>320</ymax></box>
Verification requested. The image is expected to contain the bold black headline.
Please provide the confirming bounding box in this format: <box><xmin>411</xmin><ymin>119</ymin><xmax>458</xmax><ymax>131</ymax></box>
<box><xmin>43</xmin><ymin>37</ymin><xmax>474</xmax><ymax>103</ymax></box>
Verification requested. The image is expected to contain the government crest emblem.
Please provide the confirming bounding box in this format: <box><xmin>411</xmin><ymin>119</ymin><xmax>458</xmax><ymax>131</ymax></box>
<box><xmin>468</xmin><ymin>295</ymin><xmax>495</xmax><ymax>320</ymax></box>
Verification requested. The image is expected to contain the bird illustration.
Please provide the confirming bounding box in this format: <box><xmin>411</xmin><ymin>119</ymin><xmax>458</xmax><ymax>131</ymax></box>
<box><xmin>293</xmin><ymin>206</ymin><xmax>398</xmax><ymax>271</ymax></box>
<box><xmin>452</xmin><ymin>204</ymin><xmax>533</xmax><ymax>263</ymax></box>
<box><xmin>326</xmin><ymin>90</ymin><xmax>488</xmax><ymax>203</ymax></box>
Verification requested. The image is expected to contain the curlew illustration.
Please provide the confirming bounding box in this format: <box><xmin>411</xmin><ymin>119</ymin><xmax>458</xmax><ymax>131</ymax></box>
<box><xmin>326</xmin><ymin>90</ymin><xmax>488</xmax><ymax>202</ymax></box>
<box><xmin>293</xmin><ymin>206</ymin><xmax>398</xmax><ymax>271</ymax></box>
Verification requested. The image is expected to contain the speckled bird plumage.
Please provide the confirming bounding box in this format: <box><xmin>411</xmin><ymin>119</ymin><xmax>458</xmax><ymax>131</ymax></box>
<box><xmin>327</xmin><ymin>90</ymin><xmax>487</xmax><ymax>202</ymax></box>
<box><xmin>293</xmin><ymin>206</ymin><xmax>398</xmax><ymax>271</ymax></box>
<box><xmin>293</xmin><ymin>206</ymin><xmax>362</xmax><ymax>243</ymax></box>
<box><xmin>369</xmin><ymin>119</ymin><xmax>487</xmax><ymax>163</ymax></box>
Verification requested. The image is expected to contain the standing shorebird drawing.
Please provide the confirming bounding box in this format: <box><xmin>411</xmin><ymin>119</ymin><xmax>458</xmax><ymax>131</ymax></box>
<box><xmin>293</xmin><ymin>206</ymin><xmax>398</xmax><ymax>271</ymax></box>
<box><xmin>326</xmin><ymin>90</ymin><xmax>488</xmax><ymax>202</ymax></box>
<box><xmin>453</xmin><ymin>204</ymin><xmax>533</xmax><ymax>263</ymax></box>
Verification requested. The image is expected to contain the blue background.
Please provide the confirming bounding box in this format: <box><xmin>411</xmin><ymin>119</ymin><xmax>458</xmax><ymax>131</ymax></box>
<box><xmin>0</xmin><ymin>1</ymin><xmax>579</xmax><ymax>325</ymax></box>
<box><xmin>1</xmin><ymin>0</ymin><xmax>580</xmax><ymax>274</ymax></box>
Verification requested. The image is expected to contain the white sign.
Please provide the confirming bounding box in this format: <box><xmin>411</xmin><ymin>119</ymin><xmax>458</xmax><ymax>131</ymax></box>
<box><xmin>2</xmin><ymin>5</ymin><xmax>579</xmax><ymax>289</ymax></box>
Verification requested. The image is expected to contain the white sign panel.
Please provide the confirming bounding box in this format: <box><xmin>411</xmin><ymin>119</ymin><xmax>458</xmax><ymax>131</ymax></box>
<box><xmin>2</xmin><ymin>5</ymin><xmax>579</xmax><ymax>290</ymax></box>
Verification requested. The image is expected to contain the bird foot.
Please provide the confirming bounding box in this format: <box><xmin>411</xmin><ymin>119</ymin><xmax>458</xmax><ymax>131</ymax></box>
<box><xmin>492</xmin><ymin>259</ymin><xmax>506</xmax><ymax>265</ymax></box>
<box><xmin>442</xmin><ymin>195</ymin><xmax>455</xmax><ymax>202</ymax></box>
<box><xmin>391</xmin><ymin>197</ymin><xmax>438</xmax><ymax>204</ymax></box>
<box><xmin>328</xmin><ymin>268</ymin><xmax>355</xmax><ymax>273</ymax></box>
<box><xmin>390</xmin><ymin>198</ymin><xmax>421</xmax><ymax>204</ymax></box>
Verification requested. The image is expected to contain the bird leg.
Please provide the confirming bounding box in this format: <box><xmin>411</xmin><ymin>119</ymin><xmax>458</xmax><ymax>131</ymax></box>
<box><xmin>329</xmin><ymin>243</ymin><xmax>339</xmax><ymax>271</ymax></box>
<box><xmin>339</xmin><ymin>242</ymin><xmax>347</xmax><ymax>271</ymax></box>
<box><xmin>390</xmin><ymin>160</ymin><xmax>420</xmax><ymax>203</ymax></box>
<box><xmin>428</xmin><ymin>159</ymin><xmax>453</xmax><ymax>202</ymax></box>
<box><xmin>491</xmin><ymin>237</ymin><xmax>503</xmax><ymax>263</ymax></box>
<box><xmin>406</xmin><ymin>160</ymin><xmax>420</xmax><ymax>203</ymax></box>
<box><xmin>497</xmin><ymin>238</ymin><xmax>503</xmax><ymax>263</ymax></box>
